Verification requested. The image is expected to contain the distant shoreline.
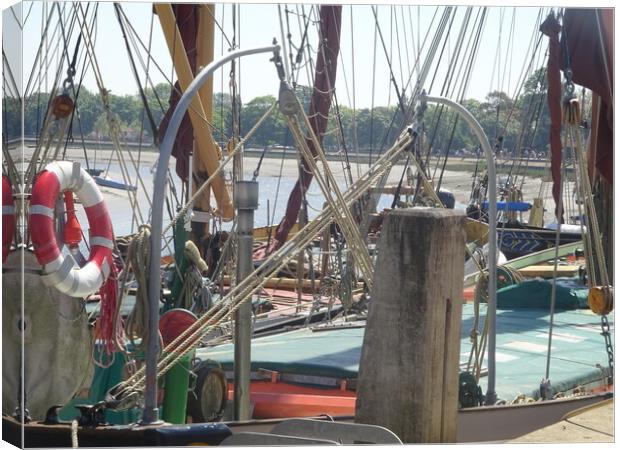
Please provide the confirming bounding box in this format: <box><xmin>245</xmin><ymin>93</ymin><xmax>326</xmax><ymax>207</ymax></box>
<box><xmin>11</xmin><ymin>137</ymin><xmax>558</xmax><ymax>180</ymax></box>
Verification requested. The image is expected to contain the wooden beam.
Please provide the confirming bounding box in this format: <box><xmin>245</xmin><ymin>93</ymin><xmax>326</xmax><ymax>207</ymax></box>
<box><xmin>192</xmin><ymin>4</ymin><xmax>217</xmax><ymax>216</ymax></box>
<box><xmin>221</xmin><ymin>275</ymin><xmax>365</xmax><ymax>291</ymax></box>
<box><xmin>518</xmin><ymin>265</ymin><xmax>581</xmax><ymax>279</ymax></box>
<box><xmin>155</xmin><ymin>3</ymin><xmax>233</xmax><ymax>220</ymax></box>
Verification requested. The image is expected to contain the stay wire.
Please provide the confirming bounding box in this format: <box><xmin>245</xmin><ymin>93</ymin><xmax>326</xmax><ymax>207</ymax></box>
<box><xmin>117</xmin><ymin>5</ymin><xmax>228</xmax><ymax>143</ymax></box>
<box><xmin>62</xmin><ymin>6</ymin><xmax>99</xmax><ymax>163</ymax></box>
<box><xmin>371</xmin><ymin>5</ymin><xmax>406</xmax><ymax>116</ymax></box>
<box><xmin>114</xmin><ymin>2</ymin><xmax>159</xmax><ymax>144</ymax></box>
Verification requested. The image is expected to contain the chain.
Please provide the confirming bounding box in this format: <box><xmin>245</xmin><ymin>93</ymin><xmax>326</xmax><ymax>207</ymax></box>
<box><xmin>62</xmin><ymin>29</ymin><xmax>81</xmax><ymax>93</ymax></box>
<box><xmin>600</xmin><ymin>314</ymin><xmax>614</xmax><ymax>384</ymax></box>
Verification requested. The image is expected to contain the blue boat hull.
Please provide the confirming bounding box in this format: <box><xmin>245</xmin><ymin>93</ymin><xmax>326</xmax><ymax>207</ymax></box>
<box><xmin>94</xmin><ymin>176</ymin><xmax>137</xmax><ymax>192</ymax></box>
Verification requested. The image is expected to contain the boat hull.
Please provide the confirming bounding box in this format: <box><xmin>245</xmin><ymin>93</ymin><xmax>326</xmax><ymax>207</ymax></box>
<box><xmin>498</xmin><ymin>225</ymin><xmax>582</xmax><ymax>259</ymax></box>
<box><xmin>4</xmin><ymin>392</ymin><xmax>610</xmax><ymax>446</ymax></box>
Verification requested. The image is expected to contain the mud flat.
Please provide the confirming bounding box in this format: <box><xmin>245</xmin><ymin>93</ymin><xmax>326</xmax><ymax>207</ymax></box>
<box><xmin>510</xmin><ymin>400</ymin><xmax>613</xmax><ymax>443</ymax></box>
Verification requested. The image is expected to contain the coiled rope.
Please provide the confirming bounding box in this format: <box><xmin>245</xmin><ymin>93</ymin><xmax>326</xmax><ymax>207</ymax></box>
<box><xmin>123</xmin><ymin>225</ymin><xmax>159</xmax><ymax>354</ymax></box>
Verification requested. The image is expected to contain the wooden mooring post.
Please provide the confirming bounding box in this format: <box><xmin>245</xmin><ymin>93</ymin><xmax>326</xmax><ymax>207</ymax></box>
<box><xmin>355</xmin><ymin>208</ymin><xmax>465</xmax><ymax>443</ymax></box>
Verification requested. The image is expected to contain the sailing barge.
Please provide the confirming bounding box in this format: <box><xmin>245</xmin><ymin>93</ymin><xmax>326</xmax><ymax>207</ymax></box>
<box><xmin>2</xmin><ymin>3</ymin><xmax>614</xmax><ymax>446</ymax></box>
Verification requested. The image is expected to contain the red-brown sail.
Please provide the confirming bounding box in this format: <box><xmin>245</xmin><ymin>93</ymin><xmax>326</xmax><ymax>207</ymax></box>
<box><xmin>269</xmin><ymin>5</ymin><xmax>342</xmax><ymax>251</ymax></box>
<box><xmin>157</xmin><ymin>4</ymin><xmax>199</xmax><ymax>183</ymax></box>
<box><xmin>561</xmin><ymin>8</ymin><xmax>613</xmax><ymax>185</ymax></box>
<box><xmin>540</xmin><ymin>13</ymin><xmax>564</xmax><ymax>222</ymax></box>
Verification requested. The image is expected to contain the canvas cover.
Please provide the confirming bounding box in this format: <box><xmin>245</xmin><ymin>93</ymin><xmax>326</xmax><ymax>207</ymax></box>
<box><xmin>2</xmin><ymin>250</ymin><xmax>92</xmax><ymax>419</ymax></box>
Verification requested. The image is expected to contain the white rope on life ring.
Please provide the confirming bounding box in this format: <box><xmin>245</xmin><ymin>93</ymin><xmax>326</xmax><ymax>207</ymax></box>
<box><xmin>2</xmin><ymin>174</ymin><xmax>16</xmax><ymax>263</ymax></box>
<box><xmin>29</xmin><ymin>161</ymin><xmax>114</xmax><ymax>297</ymax></box>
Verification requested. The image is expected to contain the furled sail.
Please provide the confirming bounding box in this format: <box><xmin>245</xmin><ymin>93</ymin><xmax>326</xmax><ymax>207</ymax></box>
<box><xmin>561</xmin><ymin>8</ymin><xmax>613</xmax><ymax>185</ymax></box>
<box><xmin>270</xmin><ymin>5</ymin><xmax>342</xmax><ymax>250</ymax></box>
<box><xmin>540</xmin><ymin>13</ymin><xmax>564</xmax><ymax>222</ymax></box>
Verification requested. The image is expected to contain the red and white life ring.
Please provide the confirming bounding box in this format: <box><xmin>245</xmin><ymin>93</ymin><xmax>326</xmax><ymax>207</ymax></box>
<box><xmin>2</xmin><ymin>175</ymin><xmax>16</xmax><ymax>263</ymax></box>
<box><xmin>29</xmin><ymin>161</ymin><xmax>114</xmax><ymax>297</ymax></box>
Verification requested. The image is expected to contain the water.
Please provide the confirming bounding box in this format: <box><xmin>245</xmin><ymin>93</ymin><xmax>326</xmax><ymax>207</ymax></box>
<box><xmin>72</xmin><ymin>160</ymin><xmax>465</xmax><ymax>256</ymax></box>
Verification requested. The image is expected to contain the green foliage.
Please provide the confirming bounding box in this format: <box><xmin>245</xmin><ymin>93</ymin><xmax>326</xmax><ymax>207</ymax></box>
<box><xmin>8</xmin><ymin>68</ymin><xmax>559</xmax><ymax>157</ymax></box>
<box><xmin>2</xmin><ymin>96</ymin><xmax>22</xmax><ymax>140</ymax></box>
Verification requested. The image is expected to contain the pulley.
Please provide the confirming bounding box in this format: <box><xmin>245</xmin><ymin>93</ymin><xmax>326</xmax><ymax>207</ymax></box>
<box><xmin>51</xmin><ymin>92</ymin><xmax>74</xmax><ymax>119</ymax></box>
<box><xmin>588</xmin><ymin>285</ymin><xmax>614</xmax><ymax>315</ymax></box>
<box><xmin>52</xmin><ymin>73</ymin><xmax>76</xmax><ymax>119</ymax></box>
<box><xmin>458</xmin><ymin>371</ymin><xmax>483</xmax><ymax>408</ymax></box>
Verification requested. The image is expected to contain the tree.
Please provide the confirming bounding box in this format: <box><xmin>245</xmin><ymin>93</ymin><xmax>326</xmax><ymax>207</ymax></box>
<box><xmin>212</xmin><ymin>92</ymin><xmax>233</xmax><ymax>142</ymax></box>
<box><xmin>73</xmin><ymin>88</ymin><xmax>104</xmax><ymax>135</ymax></box>
<box><xmin>2</xmin><ymin>96</ymin><xmax>21</xmax><ymax>140</ymax></box>
<box><xmin>240</xmin><ymin>95</ymin><xmax>285</xmax><ymax>147</ymax></box>
<box><xmin>12</xmin><ymin>67</ymin><xmax>561</xmax><ymax>157</ymax></box>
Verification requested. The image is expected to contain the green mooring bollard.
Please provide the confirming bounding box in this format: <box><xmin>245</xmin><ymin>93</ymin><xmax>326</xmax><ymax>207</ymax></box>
<box><xmin>162</xmin><ymin>351</ymin><xmax>193</xmax><ymax>424</ymax></box>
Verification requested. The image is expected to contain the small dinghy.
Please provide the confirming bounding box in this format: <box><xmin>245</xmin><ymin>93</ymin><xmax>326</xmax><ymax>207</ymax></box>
<box><xmin>94</xmin><ymin>175</ymin><xmax>138</xmax><ymax>192</ymax></box>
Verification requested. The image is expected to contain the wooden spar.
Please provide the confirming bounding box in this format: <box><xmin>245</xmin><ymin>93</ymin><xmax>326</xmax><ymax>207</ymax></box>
<box><xmin>154</xmin><ymin>3</ymin><xmax>234</xmax><ymax>221</ymax></box>
<box><xmin>221</xmin><ymin>274</ymin><xmax>364</xmax><ymax>291</ymax></box>
<box><xmin>192</xmin><ymin>4</ymin><xmax>216</xmax><ymax>220</ymax></box>
<box><xmin>196</xmin><ymin>5</ymin><xmax>216</xmax><ymax>138</ymax></box>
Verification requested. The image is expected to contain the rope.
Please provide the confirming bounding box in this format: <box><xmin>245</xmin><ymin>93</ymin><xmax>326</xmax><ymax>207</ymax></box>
<box><xmin>114</xmin><ymin>3</ymin><xmax>159</xmax><ymax>144</ymax></box>
<box><xmin>177</xmin><ymin>266</ymin><xmax>201</xmax><ymax>310</ymax></box>
<box><xmin>124</xmin><ymin>225</ymin><xmax>155</xmax><ymax>353</ymax></box>
<box><xmin>474</xmin><ymin>264</ymin><xmax>524</xmax><ymax>303</ymax></box>
<box><xmin>544</xmin><ymin>161</ymin><xmax>564</xmax><ymax>380</ymax></box>
<box><xmin>565</xmin><ymin>99</ymin><xmax>613</xmax><ymax>378</ymax></box>
<box><xmin>74</xmin><ymin>5</ymin><xmax>145</xmax><ymax>221</ymax></box>
<box><xmin>25</xmin><ymin>5</ymin><xmax>79</xmax><ymax>187</ymax></box>
<box><xmin>348</xmin><ymin>8</ymin><xmax>361</xmax><ymax>179</ymax></box>
<box><xmin>92</xmin><ymin>262</ymin><xmax>121</xmax><ymax>369</ymax></box>
<box><xmin>71</xmin><ymin>419</ymin><xmax>78</xmax><ymax>448</ymax></box>
<box><xmin>163</xmin><ymin>102</ymin><xmax>277</xmax><ymax>236</ymax></box>
<box><xmin>371</xmin><ymin>5</ymin><xmax>406</xmax><ymax>115</ymax></box>
<box><xmin>106</xmin><ymin>128</ymin><xmax>414</xmax><ymax>403</ymax></box>
<box><xmin>570</xmin><ymin>116</ymin><xmax>608</xmax><ymax>286</ymax></box>
<box><xmin>285</xmin><ymin>107</ymin><xmax>374</xmax><ymax>288</ymax></box>
<box><xmin>364</xmin><ymin>6</ymin><xmax>451</xmax><ymax>220</ymax></box>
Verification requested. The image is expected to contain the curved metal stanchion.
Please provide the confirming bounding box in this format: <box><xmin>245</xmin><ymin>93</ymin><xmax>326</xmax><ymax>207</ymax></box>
<box><xmin>144</xmin><ymin>44</ymin><xmax>280</xmax><ymax>424</ymax></box>
<box><xmin>422</xmin><ymin>93</ymin><xmax>498</xmax><ymax>405</ymax></box>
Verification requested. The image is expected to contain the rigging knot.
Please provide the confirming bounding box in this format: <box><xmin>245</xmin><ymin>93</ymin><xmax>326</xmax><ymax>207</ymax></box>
<box><xmin>62</xmin><ymin>65</ymin><xmax>77</xmax><ymax>94</ymax></box>
<box><xmin>406</xmin><ymin>122</ymin><xmax>421</xmax><ymax>140</ymax></box>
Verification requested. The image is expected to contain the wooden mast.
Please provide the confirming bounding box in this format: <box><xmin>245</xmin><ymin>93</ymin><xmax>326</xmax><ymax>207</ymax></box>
<box><xmin>193</xmin><ymin>4</ymin><xmax>217</xmax><ymax>235</ymax></box>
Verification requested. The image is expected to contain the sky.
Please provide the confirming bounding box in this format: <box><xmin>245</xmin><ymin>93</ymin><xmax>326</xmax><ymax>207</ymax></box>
<box><xmin>1</xmin><ymin>1</ymin><xmax>616</xmax><ymax>109</ymax></box>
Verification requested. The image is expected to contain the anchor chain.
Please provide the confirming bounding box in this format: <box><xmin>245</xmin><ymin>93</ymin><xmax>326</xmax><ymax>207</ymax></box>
<box><xmin>600</xmin><ymin>314</ymin><xmax>614</xmax><ymax>384</ymax></box>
